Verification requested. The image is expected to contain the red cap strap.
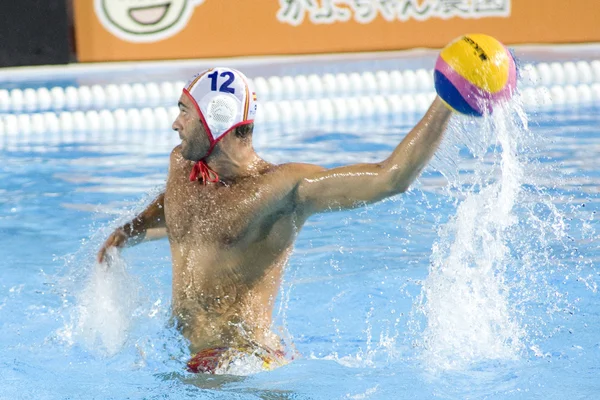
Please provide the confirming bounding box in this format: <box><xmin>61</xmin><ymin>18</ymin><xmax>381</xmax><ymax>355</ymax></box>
<box><xmin>190</xmin><ymin>160</ymin><xmax>219</xmax><ymax>185</ymax></box>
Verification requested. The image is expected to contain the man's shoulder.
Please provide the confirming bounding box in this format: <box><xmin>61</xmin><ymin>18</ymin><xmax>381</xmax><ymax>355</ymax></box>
<box><xmin>168</xmin><ymin>145</ymin><xmax>195</xmax><ymax>178</ymax></box>
<box><xmin>170</xmin><ymin>145</ymin><xmax>182</xmax><ymax>158</ymax></box>
<box><xmin>274</xmin><ymin>162</ymin><xmax>326</xmax><ymax>177</ymax></box>
<box><xmin>169</xmin><ymin>145</ymin><xmax>188</xmax><ymax>165</ymax></box>
<box><xmin>256</xmin><ymin>162</ymin><xmax>326</xmax><ymax>191</ymax></box>
<box><xmin>263</xmin><ymin>162</ymin><xmax>326</xmax><ymax>186</ymax></box>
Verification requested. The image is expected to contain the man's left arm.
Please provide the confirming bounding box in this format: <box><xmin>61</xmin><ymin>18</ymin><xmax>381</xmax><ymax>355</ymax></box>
<box><xmin>296</xmin><ymin>97</ymin><xmax>452</xmax><ymax>215</ymax></box>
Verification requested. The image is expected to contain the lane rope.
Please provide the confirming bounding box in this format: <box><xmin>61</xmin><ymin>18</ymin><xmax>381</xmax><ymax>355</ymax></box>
<box><xmin>0</xmin><ymin>60</ymin><xmax>599</xmax><ymax>135</ymax></box>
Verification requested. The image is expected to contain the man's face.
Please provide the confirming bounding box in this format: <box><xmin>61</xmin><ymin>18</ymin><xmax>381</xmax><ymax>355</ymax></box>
<box><xmin>172</xmin><ymin>94</ymin><xmax>210</xmax><ymax>161</ymax></box>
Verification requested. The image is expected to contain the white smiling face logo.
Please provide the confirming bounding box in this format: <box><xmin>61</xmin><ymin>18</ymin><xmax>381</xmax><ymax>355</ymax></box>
<box><xmin>96</xmin><ymin>0</ymin><xmax>204</xmax><ymax>42</ymax></box>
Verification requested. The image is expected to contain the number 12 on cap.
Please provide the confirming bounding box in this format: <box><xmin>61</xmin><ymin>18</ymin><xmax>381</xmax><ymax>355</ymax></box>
<box><xmin>208</xmin><ymin>70</ymin><xmax>236</xmax><ymax>94</ymax></box>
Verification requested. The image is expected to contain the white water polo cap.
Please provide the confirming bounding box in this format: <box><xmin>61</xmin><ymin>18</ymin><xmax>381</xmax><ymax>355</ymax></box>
<box><xmin>183</xmin><ymin>67</ymin><xmax>257</xmax><ymax>145</ymax></box>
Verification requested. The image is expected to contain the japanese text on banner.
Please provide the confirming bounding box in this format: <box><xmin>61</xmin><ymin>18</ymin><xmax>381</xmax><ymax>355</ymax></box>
<box><xmin>277</xmin><ymin>0</ymin><xmax>511</xmax><ymax>26</ymax></box>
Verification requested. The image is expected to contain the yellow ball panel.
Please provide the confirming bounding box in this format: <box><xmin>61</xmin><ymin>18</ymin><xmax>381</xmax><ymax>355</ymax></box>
<box><xmin>440</xmin><ymin>34</ymin><xmax>510</xmax><ymax>93</ymax></box>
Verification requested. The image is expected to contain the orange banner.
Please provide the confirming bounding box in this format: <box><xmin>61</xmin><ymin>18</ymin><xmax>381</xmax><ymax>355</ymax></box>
<box><xmin>74</xmin><ymin>0</ymin><xmax>600</xmax><ymax>63</ymax></box>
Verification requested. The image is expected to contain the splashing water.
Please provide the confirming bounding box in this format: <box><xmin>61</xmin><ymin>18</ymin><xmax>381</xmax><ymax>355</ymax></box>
<box><xmin>61</xmin><ymin>248</ymin><xmax>143</xmax><ymax>357</ymax></box>
<box><xmin>417</xmin><ymin>104</ymin><xmax>537</xmax><ymax>370</ymax></box>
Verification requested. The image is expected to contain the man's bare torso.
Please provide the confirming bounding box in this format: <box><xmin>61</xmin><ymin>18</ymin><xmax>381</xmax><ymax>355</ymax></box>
<box><xmin>164</xmin><ymin>146</ymin><xmax>314</xmax><ymax>354</ymax></box>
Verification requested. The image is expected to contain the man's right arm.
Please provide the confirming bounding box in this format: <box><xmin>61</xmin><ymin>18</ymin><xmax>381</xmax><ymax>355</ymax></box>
<box><xmin>97</xmin><ymin>192</ymin><xmax>167</xmax><ymax>263</ymax></box>
<box><xmin>295</xmin><ymin>97</ymin><xmax>452</xmax><ymax>216</ymax></box>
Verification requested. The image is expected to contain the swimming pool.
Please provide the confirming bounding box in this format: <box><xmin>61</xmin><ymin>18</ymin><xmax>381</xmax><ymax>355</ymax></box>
<box><xmin>1</xmin><ymin>48</ymin><xmax>599</xmax><ymax>399</ymax></box>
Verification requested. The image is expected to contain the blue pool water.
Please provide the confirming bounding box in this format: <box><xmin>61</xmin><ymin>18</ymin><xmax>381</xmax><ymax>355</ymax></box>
<box><xmin>1</xmin><ymin>79</ymin><xmax>600</xmax><ymax>398</ymax></box>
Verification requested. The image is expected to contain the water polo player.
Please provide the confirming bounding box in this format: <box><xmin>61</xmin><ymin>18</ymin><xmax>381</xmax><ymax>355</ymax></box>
<box><xmin>97</xmin><ymin>36</ymin><xmax>516</xmax><ymax>374</ymax></box>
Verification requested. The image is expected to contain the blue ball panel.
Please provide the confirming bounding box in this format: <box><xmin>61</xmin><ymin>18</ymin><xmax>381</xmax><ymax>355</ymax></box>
<box><xmin>434</xmin><ymin>70</ymin><xmax>482</xmax><ymax>117</ymax></box>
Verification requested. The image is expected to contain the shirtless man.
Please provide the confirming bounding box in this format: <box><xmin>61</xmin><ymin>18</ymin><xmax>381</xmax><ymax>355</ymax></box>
<box><xmin>97</xmin><ymin>67</ymin><xmax>452</xmax><ymax>373</ymax></box>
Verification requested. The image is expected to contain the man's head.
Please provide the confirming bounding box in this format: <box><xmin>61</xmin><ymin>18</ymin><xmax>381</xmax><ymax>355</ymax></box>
<box><xmin>172</xmin><ymin>67</ymin><xmax>258</xmax><ymax>162</ymax></box>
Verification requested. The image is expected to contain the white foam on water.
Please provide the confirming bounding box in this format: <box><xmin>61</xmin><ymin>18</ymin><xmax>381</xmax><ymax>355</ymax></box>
<box><xmin>214</xmin><ymin>353</ymin><xmax>273</xmax><ymax>376</ymax></box>
<box><xmin>65</xmin><ymin>247</ymin><xmax>143</xmax><ymax>357</ymax></box>
<box><xmin>416</xmin><ymin>105</ymin><xmax>531</xmax><ymax>370</ymax></box>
